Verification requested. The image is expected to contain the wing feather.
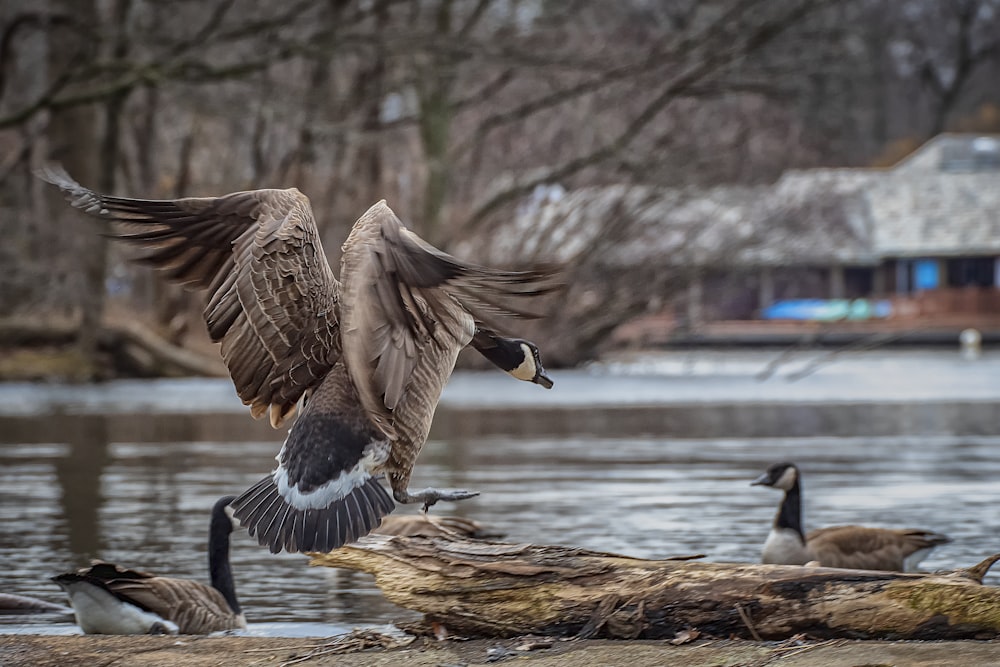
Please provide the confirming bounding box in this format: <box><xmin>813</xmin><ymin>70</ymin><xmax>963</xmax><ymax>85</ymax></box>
<box><xmin>38</xmin><ymin>165</ymin><xmax>341</xmax><ymax>426</ymax></box>
<box><xmin>807</xmin><ymin>526</ymin><xmax>947</xmax><ymax>571</ymax></box>
<box><xmin>340</xmin><ymin>201</ymin><xmax>558</xmax><ymax>439</ymax></box>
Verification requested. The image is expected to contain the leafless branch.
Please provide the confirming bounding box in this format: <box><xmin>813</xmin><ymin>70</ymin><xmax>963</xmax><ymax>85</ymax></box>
<box><xmin>463</xmin><ymin>0</ymin><xmax>835</xmax><ymax>233</ymax></box>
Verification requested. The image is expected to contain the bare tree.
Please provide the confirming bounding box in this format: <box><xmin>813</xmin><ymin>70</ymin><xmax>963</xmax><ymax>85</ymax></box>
<box><xmin>908</xmin><ymin>0</ymin><xmax>1000</xmax><ymax>135</ymax></box>
<box><xmin>3</xmin><ymin>0</ymin><xmax>1000</xmax><ymax>374</ymax></box>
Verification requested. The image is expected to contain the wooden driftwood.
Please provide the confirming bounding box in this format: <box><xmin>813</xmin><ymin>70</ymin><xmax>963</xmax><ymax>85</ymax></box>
<box><xmin>0</xmin><ymin>316</ymin><xmax>225</xmax><ymax>379</ymax></box>
<box><xmin>101</xmin><ymin>318</ymin><xmax>226</xmax><ymax>378</ymax></box>
<box><xmin>311</xmin><ymin>536</ymin><xmax>1000</xmax><ymax>641</ymax></box>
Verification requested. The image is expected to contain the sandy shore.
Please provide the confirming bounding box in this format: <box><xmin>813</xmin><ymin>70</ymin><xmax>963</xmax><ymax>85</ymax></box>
<box><xmin>2</xmin><ymin>634</ymin><xmax>1000</xmax><ymax>667</ymax></box>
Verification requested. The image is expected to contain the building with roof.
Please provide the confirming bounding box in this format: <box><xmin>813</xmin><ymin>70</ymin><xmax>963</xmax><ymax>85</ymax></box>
<box><xmin>509</xmin><ymin>134</ymin><xmax>1000</xmax><ymax>344</ymax></box>
<box><xmin>704</xmin><ymin>134</ymin><xmax>1000</xmax><ymax>340</ymax></box>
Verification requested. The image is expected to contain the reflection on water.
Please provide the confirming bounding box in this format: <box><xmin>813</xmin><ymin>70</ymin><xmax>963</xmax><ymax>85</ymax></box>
<box><xmin>1</xmin><ymin>382</ymin><xmax>999</xmax><ymax>635</ymax></box>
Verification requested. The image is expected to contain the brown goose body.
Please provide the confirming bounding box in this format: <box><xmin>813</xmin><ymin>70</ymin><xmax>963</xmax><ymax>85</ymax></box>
<box><xmin>41</xmin><ymin>167</ymin><xmax>556</xmax><ymax>555</ymax></box>
<box><xmin>801</xmin><ymin>525</ymin><xmax>951</xmax><ymax>571</ymax></box>
<box><xmin>52</xmin><ymin>563</ymin><xmax>244</xmax><ymax>635</ymax></box>
<box><xmin>752</xmin><ymin>462</ymin><xmax>951</xmax><ymax>572</ymax></box>
<box><xmin>52</xmin><ymin>496</ymin><xmax>245</xmax><ymax>635</ymax></box>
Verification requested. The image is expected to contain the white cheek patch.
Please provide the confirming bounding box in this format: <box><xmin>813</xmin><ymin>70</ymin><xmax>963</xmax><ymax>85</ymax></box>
<box><xmin>510</xmin><ymin>343</ymin><xmax>537</xmax><ymax>382</ymax></box>
<box><xmin>774</xmin><ymin>466</ymin><xmax>798</xmax><ymax>491</ymax></box>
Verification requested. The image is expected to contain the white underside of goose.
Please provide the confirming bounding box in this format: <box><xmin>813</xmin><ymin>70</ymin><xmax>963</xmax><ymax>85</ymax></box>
<box><xmin>902</xmin><ymin>547</ymin><xmax>934</xmax><ymax>572</ymax></box>
<box><xmin>61</xmin><ymin>581</ymin><xmax>178</xmax><ymax>635</ymax></box>
<box><xmin>761</xmin><ymin>527</ymin><xmax>811</xmax><ymax>565</ymax></box>
<box><xmin>272</xmin><ymin>439</ymin><xmax>390</xmax><ymax>510</ymax></box>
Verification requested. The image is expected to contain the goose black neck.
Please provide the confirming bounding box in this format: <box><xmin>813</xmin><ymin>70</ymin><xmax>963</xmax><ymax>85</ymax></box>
<box><xmin>208</xmin><ymin>498</ymin><xmax>241</xmax><ymax>615</ymax></box>
<box><xmin>776</xmin><ymin>478</ymin><xmax>805</xmax><ymax>542</ymax></box>
<box><xmin>471</xmin><ymin>328</ymin><xmax>520</xmax><ymax>372</ymax></box>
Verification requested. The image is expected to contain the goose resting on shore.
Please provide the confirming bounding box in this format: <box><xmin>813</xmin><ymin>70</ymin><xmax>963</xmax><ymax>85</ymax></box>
<box><xmin>40</xmin><ymin>166</ymin><xmax>557</xmax><ymax>554</ymax></box>
<box><xmin>51</xmin><ymin>496</ymin><xmax>245</xmax><ymax>635</ymax></box>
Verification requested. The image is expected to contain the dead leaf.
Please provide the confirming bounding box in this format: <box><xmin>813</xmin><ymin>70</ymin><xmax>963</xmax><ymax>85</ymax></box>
<box><xmin>670</xmin><ymin>628</ymin><xmax>700</xmax><ymax>645</ymax></box>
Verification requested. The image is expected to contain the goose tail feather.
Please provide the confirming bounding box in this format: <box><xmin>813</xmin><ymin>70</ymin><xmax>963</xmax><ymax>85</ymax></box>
<box><xmin>230</xmin><ymin>474</ymin><xmax>395</xmax><ymax>554</ymax></box>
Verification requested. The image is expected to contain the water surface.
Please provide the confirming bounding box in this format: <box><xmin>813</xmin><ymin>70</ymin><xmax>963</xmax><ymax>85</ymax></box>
<box><xmin>1</xmin><ymin>350</ymin><xmax>998</xmax><ymax>635</ymax></box>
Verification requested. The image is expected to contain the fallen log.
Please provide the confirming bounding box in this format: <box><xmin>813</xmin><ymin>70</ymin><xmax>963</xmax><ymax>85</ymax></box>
<box><xmin>0</xmin><ymin>316</ymin><xmax>225</xmax><ymax>379</ymax></box>
<box><xmin>310</xmin><ymin>536</ymin><xmax>1000</xmax><ymax>641</ymax></box>
<box><xmin>0</xmin><ymin>317</ymin><xmax>79</xmax><ymax>346</ymax></box>
<box><xmin>101</xmin><ymin>318</ymin><xmax>226</xmax><ymax>378</ymax></box>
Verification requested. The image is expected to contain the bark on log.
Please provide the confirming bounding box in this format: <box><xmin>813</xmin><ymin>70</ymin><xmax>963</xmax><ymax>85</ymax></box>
<box><xmin>310</xmin><ymin>536</ymin><xmax>1000</xmax><ymax>641</ymax></box>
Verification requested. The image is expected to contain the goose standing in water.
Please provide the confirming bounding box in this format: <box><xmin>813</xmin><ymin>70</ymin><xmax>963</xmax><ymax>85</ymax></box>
<box><xmin>41</xmin><ymin>167</ymin><xmax>557</xmax><ymax>554</ymax></box>
<box><xmin>52</xmin><ymin>496</ymin><xmax>245</xmax><ymax>634</ymax></box>
<box><xmin>751</xmin><ymin>462</ymin><xmax>951</xmax><ymax>571</ymax></box>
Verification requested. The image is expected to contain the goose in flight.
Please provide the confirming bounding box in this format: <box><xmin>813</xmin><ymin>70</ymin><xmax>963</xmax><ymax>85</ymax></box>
<box><xmin>40</xmin><ymin>167</ymin><xmax>557</xmax><ymax>554</ymax></box>
<box><xmin>52</xmin><ymin>496</ymin><xmax>245</xmax><ymax>634</ymax></box>
<box><xmin>752</xmin><ymin>462</ymin><xmax>951</xmax><ymax>571</ymax></box>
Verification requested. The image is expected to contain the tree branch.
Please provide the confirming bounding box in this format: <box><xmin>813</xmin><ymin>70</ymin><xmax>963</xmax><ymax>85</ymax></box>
<box><xmin>463</xmin><ymin>0</ymin><xmax>833</xmax><ymax>232</ymax></box>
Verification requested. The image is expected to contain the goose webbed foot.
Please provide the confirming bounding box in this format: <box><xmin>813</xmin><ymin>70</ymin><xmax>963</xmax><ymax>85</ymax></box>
<box><xmin>393</xmin><ymin>487</ymin><xmax>480</xmax><ymax>512</ymax></box>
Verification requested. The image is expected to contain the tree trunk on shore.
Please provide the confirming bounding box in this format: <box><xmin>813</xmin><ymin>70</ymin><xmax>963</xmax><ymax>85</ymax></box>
<box><xmin>311</xmin><ymin>536</ymin><xmax>1000</xmax><ymax>641</ymax></box>
<box><xmin>45</xmin><ymin>0</ymin><xmax>103</xmax><ymax>371</ymax></box>
<box><xmin>0</xmin><ymin>317</ymin><xmax>225</xmax><ymax>378</ymax></box>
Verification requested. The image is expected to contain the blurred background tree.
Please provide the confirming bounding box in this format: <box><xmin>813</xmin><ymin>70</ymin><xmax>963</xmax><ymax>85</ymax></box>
<box><xmin>2</xmin><ymin>0</ymin><xmax>999</xmax><ymax>375</ymax></box>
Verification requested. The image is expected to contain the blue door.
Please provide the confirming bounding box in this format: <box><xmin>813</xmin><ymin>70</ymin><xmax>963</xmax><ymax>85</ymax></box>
<box><xmin>913</xmin><ymin>259</ymin><xmax>940</xmax><ymax>291</ymax></box>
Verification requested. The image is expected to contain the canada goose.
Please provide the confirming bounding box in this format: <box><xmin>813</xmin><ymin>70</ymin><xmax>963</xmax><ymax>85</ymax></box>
<box><xmin>51</xmin><ymin>495</ymin><xmax>245</xmax><ymax>634</ymax></box>
<box><xmin>751</xmin><ymin>462</ymin><xmax>951</xmax><ymax>571</ymax></box>
<box><xmin>40</xmin><ymin>167</ymin><xmax>557</xmax><ymax>555</ymax></box>
<box><xmin>374</xmin><ymin>513</ymin><xmax>504</xmax><ymax>539</ymax></box>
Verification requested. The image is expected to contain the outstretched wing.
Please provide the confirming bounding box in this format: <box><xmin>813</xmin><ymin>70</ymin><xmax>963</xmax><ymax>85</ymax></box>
<box><xmin>38</xmin><ymin>166</ymin><xmax>341</xmax><ymax>426</ymax></box>
<box><xmin>339</xmin><ymin>200</ymin><xmax>558</xmax><ymax>438</ymax></box>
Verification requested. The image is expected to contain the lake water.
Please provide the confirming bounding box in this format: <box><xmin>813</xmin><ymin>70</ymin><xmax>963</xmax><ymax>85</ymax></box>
<box><xmin>1</xmin><ymin>349</ymin><xmax>999</xmax><ymax>636</ymax></box>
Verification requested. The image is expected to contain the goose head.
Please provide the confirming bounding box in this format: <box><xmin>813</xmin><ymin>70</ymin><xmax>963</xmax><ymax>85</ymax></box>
<box><xmin>751</xmin><ymin>462</ymin><xmax>799</xmax><ymax>491</ymax></box>
<box><xmin>486</xmin><ymin>336</ymin><xmax>553</xmax><ymax>388</ymax></box>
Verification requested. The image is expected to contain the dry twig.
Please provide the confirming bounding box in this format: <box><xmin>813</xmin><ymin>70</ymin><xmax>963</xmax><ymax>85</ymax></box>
<box><xmin>243</xmin><ymin>629</ymin><xmax>414</xmax><ymax>667</ymax></box>
<box><xmin>735</xmin><ymin>603</ymin><xmax>762</xmax><ymax>642</ymax></box>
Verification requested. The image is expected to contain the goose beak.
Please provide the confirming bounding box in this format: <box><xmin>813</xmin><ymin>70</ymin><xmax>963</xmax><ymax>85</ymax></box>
<box><xmin>536</xmin><ymin>370</ymin><xmax>554</xmax><ymax>389</ymax></box>
<box><xmin>750</xmin><ymin>472</ymin><xmax>770</xmax><ymax>486</ymax></box>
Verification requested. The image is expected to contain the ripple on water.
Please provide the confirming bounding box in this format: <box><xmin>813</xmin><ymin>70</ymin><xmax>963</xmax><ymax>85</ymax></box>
<box><xmin>2</xmin><ymin>408</ymin><xmax>999</xmax><ymax>634</ymax></box>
